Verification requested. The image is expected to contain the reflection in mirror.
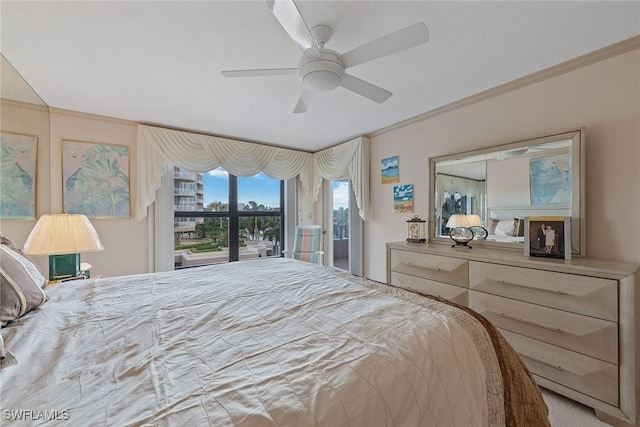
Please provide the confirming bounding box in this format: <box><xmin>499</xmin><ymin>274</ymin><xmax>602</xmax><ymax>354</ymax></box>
<box><xmin>429</xmin><ymin>129</ymin><xmax>585</xmax><ymax>256</ymax></box>
<box><xmin>1</xmin><ymin>54</ymin><xmax>46</xmax><ymax>105</ymax></box>
<box><xmin>1</xmin><ymin>53</ymin><xmax>50</xmax><ymax>230</ymax></box>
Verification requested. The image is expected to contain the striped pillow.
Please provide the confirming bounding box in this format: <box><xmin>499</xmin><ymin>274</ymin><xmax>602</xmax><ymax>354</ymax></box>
<box><xmin>1</xmin><ymin>245</ymin><xmax>48</xmax><ymax>326</ymax></box>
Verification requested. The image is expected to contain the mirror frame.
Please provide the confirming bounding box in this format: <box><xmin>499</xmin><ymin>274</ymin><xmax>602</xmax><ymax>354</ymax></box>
<box><xmin>429</xmin><ymin>128</ymin><xmax>585</xmax><ymax>256</ymax></box>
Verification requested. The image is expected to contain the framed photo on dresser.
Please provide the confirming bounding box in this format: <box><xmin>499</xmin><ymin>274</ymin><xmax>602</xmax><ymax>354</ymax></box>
<box><xmin>524</xmin><ymin>216</ymin><xmax>571</xmax><ymax>260</ymax></box>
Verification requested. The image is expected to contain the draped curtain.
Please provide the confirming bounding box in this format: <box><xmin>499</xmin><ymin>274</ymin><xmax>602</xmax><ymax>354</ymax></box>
<box><xmin>435</xmin><ymin>173</ymin><xmax>486</xmax><ymax>218</ymax></box>
<box><xmin>135</xmin><ymin>125</ymin><xmax>369</xmax><ymax>221</ymax></box>
<box><xmin>312</xmin><ymin>137</ymin><xmax>369</xmax><ymax>220</ymax></box>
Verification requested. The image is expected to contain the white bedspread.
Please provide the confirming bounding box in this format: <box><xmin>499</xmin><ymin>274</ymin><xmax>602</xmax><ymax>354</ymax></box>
<box><xmin>1</xmin><ymin>258</ymin><xmax>506</xmax><ymax>427</ymax></box>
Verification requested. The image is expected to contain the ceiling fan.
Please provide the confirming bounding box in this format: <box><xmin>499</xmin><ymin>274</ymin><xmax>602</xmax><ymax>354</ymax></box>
<box><xmin>221</xmin><ymin>0</ymin><xmax>429</xmax><ymax>113</ymax></box>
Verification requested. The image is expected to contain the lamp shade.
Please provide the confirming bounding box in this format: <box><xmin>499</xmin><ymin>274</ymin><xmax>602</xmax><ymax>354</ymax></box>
<box><xmin>446</xmin><ymin>214</ymin><xmax>471</xmax><ymax>228</ymax></box>
<box><xmin>24</xmin><ymin>214</ymin><xmax>104</xmax><ymax>256</ymax></box>
<box><xmin>466</xmin><ymin>214</ymin><xmax>483</xmax><ymax>227</ymax></box>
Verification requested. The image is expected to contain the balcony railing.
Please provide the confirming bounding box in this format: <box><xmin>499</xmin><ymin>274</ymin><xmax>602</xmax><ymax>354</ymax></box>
<box><xmin>174</xmin><ymin>171</ymin><xmax>196</xmax><ymax>181</ymax></box>
<box><xmin>174</xmin><ymin>189</ymin><xmax>195</xmax><ymax>197</ymax></box>
<box><xmin>174</xmin><ymin>221</ymin><xmax>196</xmax><ymax>229</ymax></box>
<box><xmin>175</xmin><ymin>204</ymin><xmax>197</xmax><ymax>211</ymax></box>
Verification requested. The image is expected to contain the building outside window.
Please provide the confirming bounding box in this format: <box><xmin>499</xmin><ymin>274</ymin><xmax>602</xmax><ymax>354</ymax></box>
<box><xmin>174</xmin><ymin>167</ymin><xmax>284</xmax><ymax>268</ymax></box>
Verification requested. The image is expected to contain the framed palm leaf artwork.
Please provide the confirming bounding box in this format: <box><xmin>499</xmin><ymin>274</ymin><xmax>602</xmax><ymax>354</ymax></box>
<box><xmin>0</xmin><ymin>131</ymin><xmax>38</xmax><ymax>219</ymax></box>
<box><xmin>62</xmin><ymin>140</ymin><xmax>130</xmax><ymax>218</ymax></box>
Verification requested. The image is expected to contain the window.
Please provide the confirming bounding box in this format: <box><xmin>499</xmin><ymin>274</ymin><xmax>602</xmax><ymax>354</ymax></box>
<box><xmin>174</xmin><ymin>167</ymin><xmax>284</xmax><ymax>268</ymax></box>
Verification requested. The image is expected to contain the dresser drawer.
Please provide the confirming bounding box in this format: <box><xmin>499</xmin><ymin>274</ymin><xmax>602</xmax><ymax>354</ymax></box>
<box><xmin>469</xmin><ymin>262</ymin><xmax>617</xmax><ymax>321</ymax></box>
<box><xmin>501</xmin><ymin>329</ymin><xmax>618</xmax><ymax>406</ymax></box>
<box><xmin>469</xmin><ymin>291</ymin><xmax>617</xmax><ymax>364</ymax></box>
<box><xmin>390</xmin><ymin>249</ymin><xmax>468</xmax><ymax>288</ymax></box>
<box><xmin>391</xmin><ymin>272</ymin><xmax>468</xmax><ymax>305</ymax></box>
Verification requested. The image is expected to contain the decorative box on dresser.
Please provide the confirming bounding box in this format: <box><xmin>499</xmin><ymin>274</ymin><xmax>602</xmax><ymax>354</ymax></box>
<box><xmin>386</xmin><ymin>241</ymin><xmax>640</xmax><ymax>427</ymax></box>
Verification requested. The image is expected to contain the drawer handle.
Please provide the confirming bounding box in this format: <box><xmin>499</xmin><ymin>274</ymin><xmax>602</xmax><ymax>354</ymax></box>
<box><xmin>498</xmin><ymin>313</ymin><xmax>564</xmax><ymax>333</ymax></box>
<box><xmin>497</xmin><ymin>280</ymin><xmax>566</xmax><ymax>295</ymax></box>
<box><xmin>517</xmin><ymin>353</ymin><xmax>565</xmax><ymax>372</ymax></box>
<box><xmin>405</xmin><ymin>262</ymin><xmax>443</xmax><ymax>272</ymax></box>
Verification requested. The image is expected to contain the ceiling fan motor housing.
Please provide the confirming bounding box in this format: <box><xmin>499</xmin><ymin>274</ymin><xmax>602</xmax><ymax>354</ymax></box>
<box><xmin>298</xmin><ymin>49</ymin><xmax>345</xmax><ymax>92</ymax></box>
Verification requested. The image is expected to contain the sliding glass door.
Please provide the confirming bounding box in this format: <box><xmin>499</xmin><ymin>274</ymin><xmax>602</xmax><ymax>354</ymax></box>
<box><xmin>325</xmin><ymin>178</ymin><xmax>363</xmax><ymax>275</ymax></box>
<box><xmin>331</xmin><ymin>179</ymin><xmax>350</xmax><ymax>271</ymax></box>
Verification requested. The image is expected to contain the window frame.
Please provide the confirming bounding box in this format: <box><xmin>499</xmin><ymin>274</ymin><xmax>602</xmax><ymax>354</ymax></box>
<box><xmin>174</xmin><ymin>175</ymin><xmax>285</xmax><ymax>264</ymax></box>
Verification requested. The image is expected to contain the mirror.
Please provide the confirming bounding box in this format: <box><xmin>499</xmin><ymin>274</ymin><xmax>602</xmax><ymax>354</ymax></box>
<box><xmin>429</xmin><ymin>129</ymin><xmax>585</xmax><ymax>256</ymax></box>
<box><xmin>1</xmin><ymin>54</ymin><xmax>46</xmax><ymax>106</ymax></box>
<box><xmin>1</xmin><ymin>54</ymin><xmax>50</xmax><ymax>228</ymax></box>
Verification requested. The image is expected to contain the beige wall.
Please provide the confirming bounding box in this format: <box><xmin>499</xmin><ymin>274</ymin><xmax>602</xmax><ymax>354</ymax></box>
<box><xmin>0</xmin><ymin>100</ymin><xmax>51</xmax><ymax>274</ymax></box>
<box><xmin>366</xmin><ymin>48</ymin><xmax>640</xmax><ymax>282</ymax></box>
<box><xmin>47</xmin><ymin>109</ymin><xmax>149</xmax><ymax>277</ymax></box>
<box><xmin>3</xmin><ymin>47</ymin><xmax>637</xmax><ymax>282</ymax></box>
<box><xmin>1</xmin><ymin>106</ymin><xmax>150</xmax><ymax>278</ymax></box>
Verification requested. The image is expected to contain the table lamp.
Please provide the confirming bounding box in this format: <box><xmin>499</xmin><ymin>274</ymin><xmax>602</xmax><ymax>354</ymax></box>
<box><xmin>24</xmin><ymin>214</ymin><xmax>104</xmax><ymax>281</ymax></box>
<box><xmin>465</xmin><ymin>214</ymin><xmax>488</xmax><ymax>240</ymax></box>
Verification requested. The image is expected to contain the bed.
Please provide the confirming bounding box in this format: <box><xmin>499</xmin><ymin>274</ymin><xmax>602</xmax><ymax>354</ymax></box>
<box><xmin>1</xmin><ymin>257</ymin><xmax>549</xmax><ymax>426</ymax></box>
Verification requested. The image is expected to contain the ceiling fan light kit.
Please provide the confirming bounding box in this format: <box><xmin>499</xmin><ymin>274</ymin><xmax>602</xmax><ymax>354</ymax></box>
<box><xmin>299</xmin><ymin>50</ymin><xmax>345</xmax><ymax>92</ymax></box>
<box><xmin>221</xmin><ymin>0</ymin><xmax>429</xmax><ymax>113</ymax></box>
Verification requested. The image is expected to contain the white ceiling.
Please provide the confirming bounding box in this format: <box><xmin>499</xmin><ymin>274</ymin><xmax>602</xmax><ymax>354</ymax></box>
<box><xmin>2</xmin><ymin>1</ymin><xmax>639</xmax><ymax>152</ymax></box>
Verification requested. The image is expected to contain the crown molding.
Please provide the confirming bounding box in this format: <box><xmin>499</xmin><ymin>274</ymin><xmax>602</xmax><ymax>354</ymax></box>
<box><xmin>48</xmin><ymin>107</ymin><xmax>137</xmax><ymax>126</ymax></box>
<box><xmin>369</xmin><ymin>35</ymin><xmax>640</xmax><ymax>138</ymax></box>
<box><xmin>0</xmin><ymin>98</ymin><xmax>49</xmax><ymax>112</ymax></box>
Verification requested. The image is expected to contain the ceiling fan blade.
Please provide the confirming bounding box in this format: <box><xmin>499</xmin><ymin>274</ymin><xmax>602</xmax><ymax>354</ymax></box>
<box><xmin>221</xmin><ymin>68</ymin><xmax>298</xmax><ymax>78</ymax></box>
<box><xmin>265</xmin><ymin>0</ymin><xmax>321</xmax><ymax>57</ymax></box>
<box><xmin>339</xmin><ymin>22</ymin><xmax>429</xmax><ymax>69</ymax></box>
<box><xmin>340</xmin><ymin>74</ymin><xmax>392</xmax><ymax>104</ymax></box>
<box><xmin>293</xmin><ymin>88</ymin><xmax>313</xmax><ymax>113</ymax></box>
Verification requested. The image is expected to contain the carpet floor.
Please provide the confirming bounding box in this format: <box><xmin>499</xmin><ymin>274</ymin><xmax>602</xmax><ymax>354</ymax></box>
<box><xmin>542</xmin><ymin>388</ymin><xmax>612</xmax><ymax>426</ymax></box>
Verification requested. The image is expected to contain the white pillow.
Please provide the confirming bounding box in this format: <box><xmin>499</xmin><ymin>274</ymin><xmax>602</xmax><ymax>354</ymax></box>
<box><xmin>494</xmin><ymin>220</ymin><xmax>515</xmax><ymax>237</ymax></box>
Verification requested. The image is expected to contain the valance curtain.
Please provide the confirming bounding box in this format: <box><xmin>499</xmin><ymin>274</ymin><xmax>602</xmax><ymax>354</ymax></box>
<box><xmin>312</xmin><ymin>137</ymin><xmax>369</xmax><ymax>220</ymax></box>
<box><xmin>135</xmin><ymin>125</ymin><xmax>369</xmax><ymax>221</ymax></box>
<box><xmin>435</xmin><ymin>173</ymin><xmax>485</xmax><ymax>217</ymax></box>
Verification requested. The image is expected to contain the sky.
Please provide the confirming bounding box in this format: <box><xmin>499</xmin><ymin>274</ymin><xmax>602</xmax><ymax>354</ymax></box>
<box><xmin>203</xmin><ymin>168</ymin><xmax>349</xmax><ymax>209</ymax></box>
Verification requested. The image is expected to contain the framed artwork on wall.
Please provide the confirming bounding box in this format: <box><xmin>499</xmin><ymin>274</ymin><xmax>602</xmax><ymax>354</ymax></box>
<box><xmin>0</xmin><ymin>131</ymin><xmax>38</xmax><ymax>219</ymax></box>
<box><xmin>62</xmin><ymin>139</ymin><xmax>130</xmax><ymax>218</ymax></box>
<box><xmin>381</xmin><ymin>155</ymin><xmax>399</xmax><ymax>184</ymax></box>
<box><xmin>529</xmin><ymin>153</ymin><xmax>571</xmax><ymax>206</ymax></box>
<box><xmin>393</xmin><ymin>184</ymin><xmax>413</xmax><ymax>214</ymax></box>
<box><xmin>524</xmin><ymin>216</ymin><xmax>571</xmax><ymax>260</ymax></box>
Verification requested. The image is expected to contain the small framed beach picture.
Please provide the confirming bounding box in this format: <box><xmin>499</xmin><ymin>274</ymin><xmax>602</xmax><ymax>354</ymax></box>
<box><xmin>393</xmin><ymin>184</ymin><xmax>413</xmax><ymax>213</ymax></box>
<box><xmin>381</xmin><ymin>155</ymin><xmax>399</xmax><ymax>184</ymax></box>
<box><xmin>524</xmin><ymin>216</ymin><xmax>571</xmax><ymax>260</ymax></box>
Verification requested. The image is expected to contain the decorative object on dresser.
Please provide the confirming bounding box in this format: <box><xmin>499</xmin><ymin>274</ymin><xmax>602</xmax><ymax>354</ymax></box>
<box><xmin>445</xmin><ymin>214</ymin><xmax>475</xmax><ymax>248</ymax></box>
<box><xmin>23</xmin><ymin>214</ymin><xmax>104</xmax><ymax>283</ymax></box>
<box><xmin>524</xmin><ymin>216</ymin><xmax>571</xmax><ymax>260</ymax></box>
<box><xmin>466</xmin><ymin>214</ymin><xmax>487</xmax><ymax>240</ymax></box>
<box><xmin>406</xmin><ymin>215</ymin><xmax>426</xmax><ymax>243</ymax></box>
<box><xmin>386</xmin><ymin>241</ymin><xmax>640</xmax><ymax>427</ymax></box>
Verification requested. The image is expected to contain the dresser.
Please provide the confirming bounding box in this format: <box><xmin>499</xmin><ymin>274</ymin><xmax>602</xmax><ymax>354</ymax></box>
<box><xmin>386</xmin><ymin>241</ymin><xmax>639</xmax><ymax>427</ymax></box>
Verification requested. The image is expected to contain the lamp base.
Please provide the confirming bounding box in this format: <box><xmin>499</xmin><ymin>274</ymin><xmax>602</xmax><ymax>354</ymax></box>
<box><xmin>49</xmin><ymin>253</ymin><xmax>81</xmax><ymax>281</ymax></box>
<box><xmin>451</xmin><ymin>242</ymin><xmax>473</xmax><ymax>249</ymax></box>
<box><xmin>449</xmin><ymin>227</ymin><xmax>474</xmax><ymax>249</ymax></box>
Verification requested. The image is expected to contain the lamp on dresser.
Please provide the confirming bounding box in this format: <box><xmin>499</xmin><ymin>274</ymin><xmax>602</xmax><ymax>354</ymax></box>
<box><xmin>466</xmin><ymin>214</ymin><xmax>488</xmax><ymax>240</ymax></box>
<box><xmin>23</xmin><ymin>214</ymin><xmax>104</xmax><ymax>282</ymax></box>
